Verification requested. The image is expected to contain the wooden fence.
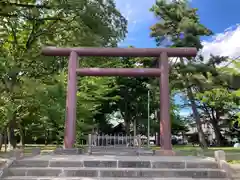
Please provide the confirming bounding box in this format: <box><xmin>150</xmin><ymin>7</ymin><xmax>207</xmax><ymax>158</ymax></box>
<box><xmin>88</xmin><ymin>134</ymin><xmax>142</xmax><ymax>147</ymax></box>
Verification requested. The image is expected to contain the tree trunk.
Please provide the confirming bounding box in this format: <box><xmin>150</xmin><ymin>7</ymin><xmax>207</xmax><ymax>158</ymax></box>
<box><xmin>19</xmin><ymin>125</ymin><xmax>25</xmax><ymax>148</ymax></box>
<box><xmin>133</xmin><ymin>119</ymin><xmax>136</xmax><ymax>137</ymax></box>
<box><xmin>210</xmin><ymin>118</ymin><xmax>224</xmax><ymax>146</ymax></box>
<box><xmin>123</xmin><ymin>97</ymin><xmax>130</xmax><ymax>135</ymax></box>
<box><xmin>179</xmin><ymin>58</ymin><xmax>207</xmax><ymax>149</ymax></box>
<box><xmin>0</xmin><ymin>127</ymin><xmax>8</xmax><ymax>152</ymax></box>
<box><xmin>202</xmin><ymin>106</ymin><xmax>224</xmax><ymax>146</ymax></box>
<box><xmin>0</xmin><ymin>133</ymin><xmax>3</xmax><ymax>151</ymax></box>
<box><xmin>7</xmin><ymin>127</ymin><xmax>12</xmax><ymax>151</ymax></box>
<box><xmin>45</xmin><ymin>129</ymin><xmax>49</xmax><ymax>145</ymax></box>
<box><xmin>187</xmin><ymin>87</ymin><xmax>208</xmax><ymax>149</ymax></box>
<box><xmin>8</xmin><ymin>122</ymin><xmax>17</xmax><ymax>150</ymax></box>
<box><xmin>124</xmin><ymin>118</ymin><xmax>130</xmax><ymax>135</ymax></box>
<box><xmin>210</xmin><ymin>110</ymin><xmax>224</xmax><ymax>146</ymax></box>
<box><xmin>4</xmin><ymin>130</ymin><xmax>7</xmax><ymax>152</ymax></box>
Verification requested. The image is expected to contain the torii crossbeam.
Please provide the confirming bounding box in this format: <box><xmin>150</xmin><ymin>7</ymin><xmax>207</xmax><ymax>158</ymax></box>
<box><xmin>42</xmin><ymin>47</ymin><xmax>197</xmax><ymax>151</ymax></box>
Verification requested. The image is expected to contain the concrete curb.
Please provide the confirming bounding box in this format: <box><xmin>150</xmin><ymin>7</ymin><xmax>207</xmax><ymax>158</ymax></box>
<box><xmin>214</xmin><ymin>150</ymin><xmax>234</xmax><ymax>180</ymax></box>
<box><xmin>53</xmin><ymin>148</ymin><xmax>84</xmax><ymax>155</ymax></box>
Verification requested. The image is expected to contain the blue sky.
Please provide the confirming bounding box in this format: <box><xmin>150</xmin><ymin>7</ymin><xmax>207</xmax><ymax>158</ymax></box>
<box><xmin>115</xmin><ymin>0</ymin><xmax>240</xmax><ymax>117</ymax></box>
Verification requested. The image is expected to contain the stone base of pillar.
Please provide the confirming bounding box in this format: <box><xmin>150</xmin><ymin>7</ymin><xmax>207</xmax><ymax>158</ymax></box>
<box><xmin>53</xmin><ymin>148</ymin><xmax>84</xmax><ymax>155</ymax></box>
<box><xmin>153</xmin><ymin>149</ymin><xmax>176</xmax><ymax>156</ymax></box>
<box><xmin>9</xmin><ymin>149</ymin><xmax>24</xmax><ymax>160</ymax></box>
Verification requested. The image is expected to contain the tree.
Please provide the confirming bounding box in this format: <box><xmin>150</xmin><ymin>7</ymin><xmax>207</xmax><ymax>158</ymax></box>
<box><xmin>0</xmin><ymin>0</ymin><xmax>127</xmax><ymax>149</ymax></box>
<box><xmin>150</xmin><ymin>0</ymin><xmax>213</xmax><ymax>148</ymax></box>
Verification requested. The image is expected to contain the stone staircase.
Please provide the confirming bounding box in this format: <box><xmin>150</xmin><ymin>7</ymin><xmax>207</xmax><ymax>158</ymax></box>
<box><xmin>1</xmin><ymin>155</ymin><xmax>229</xmax><ymax>180</ymax></box>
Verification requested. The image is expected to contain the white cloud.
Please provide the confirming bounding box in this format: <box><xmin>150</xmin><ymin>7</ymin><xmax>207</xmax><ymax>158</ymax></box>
<box><xmin>115</xmin><ymin>0</ymin><xmax>185</xmax><ymax>32</ymax></box>
<box><xmin>115</xmin><ymin>0</ymin><xmax>240</xmax><ymax>65</ymax></box>
<box><xmin>115</xmin><ymin>0</ymin><xmax>155</xmax><ymax>32</ymax></box>
<box><xmin>201</xmin><ymin>24</ymin><xmax>240</xmax><ymax>61</ymax></box>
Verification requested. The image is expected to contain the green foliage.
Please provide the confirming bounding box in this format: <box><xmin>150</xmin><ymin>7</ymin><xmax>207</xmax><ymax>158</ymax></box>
<box><xmin>196</xmin><ymin>88</ymin><xmax>238</xmax><ymax>109</ymax></box>
<box><xmin>0</xmin><ymin>0</ymin><xmax>128</xmax><ymax>147</ymax></box>
<box><xmin>150</xmin><ymin>0</ymin><xmax>212</xmax><ymax>49</ymax></box>
<box><xmin>149</xmin><ymin>0</ymin><xmax>239</xmax><ymax>147</ymax></box>
<box><xmin>218</xmin><ymin>58</ymin><xmax>240</xmax><ymax>127</ymax></box>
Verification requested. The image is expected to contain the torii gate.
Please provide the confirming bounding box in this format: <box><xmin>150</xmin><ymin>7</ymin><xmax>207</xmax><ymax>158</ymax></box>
<box><xmin>42</xmin><ymin>47</ymin><xmax>197</xmax><ymax>151</ymax></box>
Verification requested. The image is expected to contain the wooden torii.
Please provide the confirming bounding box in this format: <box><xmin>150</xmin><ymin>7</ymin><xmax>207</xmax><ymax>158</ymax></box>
<box><xmin>42</xmin><ymin>47</ymin><xmax>197</xmax><ymax>151</ymax></box>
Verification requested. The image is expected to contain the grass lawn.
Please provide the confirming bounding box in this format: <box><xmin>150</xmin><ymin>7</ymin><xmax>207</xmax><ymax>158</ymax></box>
<box><xmin>0</xmin><ymin>144</ymin><xmax>58</xmax><ymax>158</ymax></box>
<box><xmin>152</xmin><ymin>145</ymin><xmax>240</xmax><ymax>163</ymax></box>
<box><xmin>152</xmin><ymin>145</ymin><xmax>240</xmax><ymax>152</ymax></box>
<box><xmin>228</xmin><ymin>160</ymin><xmax>240</xmax><ymax>164</ymax></box>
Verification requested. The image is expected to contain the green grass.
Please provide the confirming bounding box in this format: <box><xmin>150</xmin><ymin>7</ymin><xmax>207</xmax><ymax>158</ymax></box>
<box><xmin>0</xmin><ymin>144</ymin><xmax>58</xmax><ymax>158</ymax></box>
<box><xmin>228</xmin><ymin>160</ymin><xmax>240</xmax><ymax>164</ymax></box>
<box><xmin>152</xmin><ymin>145</ymin><xmax>240</xmax><ymax>152</ymax></box>
<box><xmin>151</xmin><ymin>145</ymin><xmax>240</xmax><ymax>159</ymax></box>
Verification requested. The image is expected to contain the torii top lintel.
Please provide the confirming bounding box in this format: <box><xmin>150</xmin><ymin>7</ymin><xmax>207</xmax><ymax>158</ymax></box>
<box><xmin>42</xmin><ymin>47</ymin><xmax>197</xmax><ymax>57</ymax></box>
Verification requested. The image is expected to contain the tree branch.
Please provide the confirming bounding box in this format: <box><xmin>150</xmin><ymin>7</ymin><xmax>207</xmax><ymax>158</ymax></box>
<box><xmin>0</xmin><ymin>12</ymin><xmax>62</xmax><ymax>21</ymax></box>
<box><xmin>0</xmin><ymin>2</ymin><xmax>51</xmax><ymax>9</ymax></box>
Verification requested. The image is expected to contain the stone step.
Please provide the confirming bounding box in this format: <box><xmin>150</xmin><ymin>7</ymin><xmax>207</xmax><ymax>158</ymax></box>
<box><xmin>90</xmin><ymin>146</ymin><xmax>141</xmax><ymax>148</ymax></box>
<box><xmin>90</xmin><ymin>147</ymin><xmax>144</xmax><ymax>149</ymax></box>
<box><xmin>2</xmin><ymin>176</ymin><xmax>230</xmax><ymax>180</ymax></box>
<box><xmin>90</xmin><ymin>152</ymin><xmax>153</xmax><ymax>156</ymax></box>
<box><xmin>90</xmin><ymin>149</ymin><xmax>145</xmax><ymax>153</ymax></box>
<box><xmin>7</xmin><ymin>167</ymin><xmax>227</xmax><ymax>178</ymax></box>
<box><xmin>11</xmin><ymin>159</ymin><xmax>219</xmax><ymax>169</ymax></box>
<box><xmin>90</xmin><ymin>147</ymin><xmax>148</xmax><ymax>150</ymax></box>
<box><xmin>90</xmin><ymin>148</ymin><xmax>147</xmax><ymax>151</ymax></box>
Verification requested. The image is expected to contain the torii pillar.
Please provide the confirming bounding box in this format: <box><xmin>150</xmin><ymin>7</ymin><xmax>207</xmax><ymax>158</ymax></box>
<box><xmin>64</xmin><ymin>51</ymin><xmax>78</xmax><ymax>149</ymax></box>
